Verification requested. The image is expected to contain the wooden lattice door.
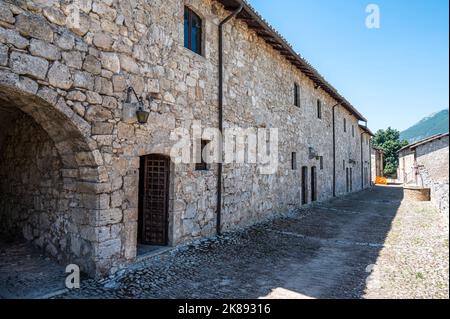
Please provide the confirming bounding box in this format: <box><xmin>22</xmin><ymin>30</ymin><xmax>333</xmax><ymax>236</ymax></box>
<box><xmin>139</xmin><ymin>155</ymin><xmax>170</xmax><ymax>246</ymax></box>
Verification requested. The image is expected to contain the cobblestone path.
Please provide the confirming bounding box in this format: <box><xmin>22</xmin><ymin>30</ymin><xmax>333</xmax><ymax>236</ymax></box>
<box><xmin>45</xmin><ymin>186</ymin><xmax>450</xmax><ymax>298</ymax></box>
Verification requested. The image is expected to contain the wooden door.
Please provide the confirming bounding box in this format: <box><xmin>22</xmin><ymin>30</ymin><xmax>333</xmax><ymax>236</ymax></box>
<box><xmin>311</xmin><ymin>166</ymin><xmax>317</xmax><ymax>202</ymax></box>
<box><xmin>139</xmin><ymin>155</ymin><xmax>170</xmax><ymax>246</ymax></box>
<box><xmin>301</xmin><ymin>166</ymin><xmax>308</xmax><ymax>205</ymax></box>
<box><xmin>350</xmin><ymin>168</ymin><xmax>353</xmax><ymax>191</ymax></box>
<box><xmin>346</xmin><ymin>168</ymin><xmax>349</xmax><ymax>192</ymax></box>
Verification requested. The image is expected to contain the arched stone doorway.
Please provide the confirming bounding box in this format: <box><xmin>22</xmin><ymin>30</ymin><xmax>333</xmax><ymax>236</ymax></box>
<box><xmin>0</xmin><ymin>82</ymin><xmax>107</xmax><ymax>277</ymax></box>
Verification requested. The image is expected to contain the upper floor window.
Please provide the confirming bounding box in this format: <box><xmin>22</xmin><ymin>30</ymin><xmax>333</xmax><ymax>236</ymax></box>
<box><xmin>292</xmin><ymin>152</ymin><xmax>297</xmax><ymax>170</ymax></box>
<box><xmin>343</xmin><ymin>118</ymin><xmax>347</xmax><ymax>132</ymax></box>
<box><xmin>184</xmin><ymin>7</ymin><xmax>202</xmax><ymax>55</ymax></box>
<box><xmin>294</xmin><ymin>83</ymin><xmax>300</xmax><ymax>107</ymax></box>
<box><xmin>317</xmin><ymin>99</ymin><xmax>322</xmax><ymax>119</ymax></box>
<box><xmin>352</xmin><ymin>125</ymin><xmax>355</xmax><ymax>137</ymax></box>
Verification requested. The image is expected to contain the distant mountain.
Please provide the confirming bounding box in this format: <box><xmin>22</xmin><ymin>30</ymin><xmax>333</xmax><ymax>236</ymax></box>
<box><xmin>400</xmin><ymin>109</ymin><xmax>449</xmax><ymax>143</ymax></box>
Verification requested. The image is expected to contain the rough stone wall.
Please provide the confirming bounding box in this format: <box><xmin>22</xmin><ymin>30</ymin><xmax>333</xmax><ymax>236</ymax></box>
<box><xmin>416</xmin><ymin>136</ymin><xmax>449</xmax><ymax>216</ymax></box>
<box><xmin>0</xmin><ymin>112</ymin><xmax>82</xmax><ymax>263</ymax></box>
<box><xmin>361</xmin><ymin>133</ymin><xmax>371</xmax><ymax>188</ymax></box>
<box><xmin>0</xmin><ymin>0</ymin><xmax>368</xmax><ymax>276</ymax></box>
<box><xmin>371</xmin><ymin>148</ymin><xmax>384</xmax><ymax>182</ymax></box>
<box><xmin>397</xmin><ymin>149</ymin><xmax>415</xmax><ymax>184</ymax></box>
<box><xmin>335</xmin><ymin>111</ymin><xmax>364</xmax><ymax>194</ymax></box>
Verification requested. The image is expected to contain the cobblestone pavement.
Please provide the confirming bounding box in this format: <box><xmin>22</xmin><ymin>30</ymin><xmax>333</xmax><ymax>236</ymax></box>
<box><xmin>0</xmin><ymin>240</ymin><xmax>65</xmax><ymax>299</ymax></box>
<box><xmin>52</xmin><ymin>186</ymin><xmax>448</xmax><ymax>299</ymax></box>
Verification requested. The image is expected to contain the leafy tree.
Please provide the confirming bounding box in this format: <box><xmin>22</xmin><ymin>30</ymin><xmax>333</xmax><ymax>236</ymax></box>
<box><xmin>372</xmin><ymin>127</ymin><xmax>409</xmax><ymax>176</ymax></box>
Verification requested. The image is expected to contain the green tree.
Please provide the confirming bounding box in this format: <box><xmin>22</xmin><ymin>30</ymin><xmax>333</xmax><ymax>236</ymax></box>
<box><xmin>372</xmin><ymin>127</ymin><xmax>409</xmax><ymax>176</ymax></box>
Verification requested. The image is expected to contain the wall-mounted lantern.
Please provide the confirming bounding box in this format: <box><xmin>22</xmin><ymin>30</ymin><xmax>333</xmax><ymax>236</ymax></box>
<box><xmin>125</xmin><ymin>87</ymin><xmax>150</xmax><ymax>124</ymax></box>
<box><xmin>309</xmin><ymin>146</ymin><xmax>320</xmax><ymax>160</ymax></box>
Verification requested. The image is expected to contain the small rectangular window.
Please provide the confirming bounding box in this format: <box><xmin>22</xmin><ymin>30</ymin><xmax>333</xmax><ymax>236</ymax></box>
<box><xmin>291</xmin><ymin>152</ymin><xmax>297</xmax><ymax>170</ymax></box>
<box><xmin>320</xmin><ymin>156</ymin><xmax>324</xmax><ymax>170</ymax></box>
<box><xmin>184</xmin><ymin>7</ymin><xmax>202</xmax><ymax>55</ymax></box>
<box><xmin>344</xmin><ymin>118</ymin><xmax>347</xmax><ymax>132</ymax></box>
<box><xmin>317</xmin><ymin>99</ymin><xmax>322</xmax><ymax>119</ymax></box>
<box><xmin>195</xmin><ymin>139</ymin><xmax>209</xmax><ymax>171</ymax></box>
<box><xmin>294</xmin><ymin>83</ymin><xmax>300</xmax><ymax>107</ymax></box>
<box><xmin>352</xmin><ymin>125</ymin><xmax>355</xmax><ymax>137</ymax></box>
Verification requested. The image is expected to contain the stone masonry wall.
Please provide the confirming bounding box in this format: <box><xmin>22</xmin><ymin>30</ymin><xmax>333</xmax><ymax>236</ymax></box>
<box><xmin>398</xmin><ymin>149</ymin><xmax>415</xmax><ymax>184</ymax></box>
<box><xmin>0</xmin><ymin>112</ymin><xmax>88</xmax><ymax>264</ymax></box>
<box><xmin>416</xmin><ymin>136</ymin><xmax>449</xmax><ymax>216</ymax></box>
<box><xmin>0</xmin><ymin>0</ymin><xmax>370</xmax><ymax>276</ymax></box>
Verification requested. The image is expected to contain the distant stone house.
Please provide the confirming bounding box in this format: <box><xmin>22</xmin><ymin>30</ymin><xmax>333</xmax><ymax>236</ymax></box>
<box><xmin>0</xmin><ymin>0</ymin><xmax>372</xmax><ymax>277</ymax></box>
<box><xmin>371</xmin><ymin>145</ymin><xmax>384</xmax><ymax>182</ymax></box>
<box><xmin>398</xmin><ymin>133</ymin><xmax>449</xmax><ymax>215</ymax></box>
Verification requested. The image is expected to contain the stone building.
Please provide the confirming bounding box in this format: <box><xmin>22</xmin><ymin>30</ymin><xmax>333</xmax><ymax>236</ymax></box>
<box><xmin>371</xmin><ymin>145</ymin><xmax>384</xmax><ymax>182</ymax></box>
<box><xmin>398</xmin><ymin>133</ymin><xmax>449</xmax><ymax>215</ymax></box>
<box><xmin>0</xmin><ymin>0</ymin><xmax>372</xmax><ymax>277</ymax></box>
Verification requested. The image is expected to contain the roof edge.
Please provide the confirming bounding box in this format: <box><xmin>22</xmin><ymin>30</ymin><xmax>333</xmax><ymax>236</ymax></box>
<box><xmin>359</xmin><ymin>124</ymin><xmax>375</xmax><ymax>137</ymax></box>
<box><xmin>399</xmin><ymin>132</ymin><xmax>449</xmax><ymax>152</ymax></box>
<box><xmin>216</xmin><ymin>0</ymin><xmax>367</xmax><ymax>121</ymax></box>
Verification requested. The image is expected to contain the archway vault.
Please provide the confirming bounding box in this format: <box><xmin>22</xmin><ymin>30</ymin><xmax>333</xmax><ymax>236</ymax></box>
<box><xmin>0</xmin><ymin>82</ymin><xmax>102</xmax><ymax>172</ymax></box>
<box><xmin>0</xmin><ymin>80</ymin><xmax>111</xmax><ymax>277</ymax></box>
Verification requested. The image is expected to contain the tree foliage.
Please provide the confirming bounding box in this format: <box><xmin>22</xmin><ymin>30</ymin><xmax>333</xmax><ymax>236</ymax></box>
<box><xmin>372</xmin><ymin>127</ymin><xmax>409</xmax><ymax>176</ymax></box>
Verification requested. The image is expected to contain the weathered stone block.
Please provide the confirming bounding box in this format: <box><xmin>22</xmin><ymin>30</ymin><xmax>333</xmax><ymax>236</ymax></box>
<box><xmin>83</xmin><ymin>55</ymin><xmax>101</xmax><ymax>75</ymax></box>
<box><xmin>94</xmin><ymin>76</ymin><xmax>113</xmax><ymax>95</ymax></box>
<box><xmin>67</xmin><ymin>12</ymin><xmax>90</xmax><ymax>36</ymax></box>
<box><xmin>17</xmin><ymin>76</ymin><xmax>38</xmax><ymax>94</ymax></box>
<box><xmin>67</xmin><ymin>90</ymin><xmax>87</xmax><ymax>102</ymax></box>
<box><xmin>93</xmin><ymin>32</ymin><xmax>113</xmax><ymax>50</ymax></box>
<box><xmin>48</xmin><ymin>61</ymin><xmax>72</xmax><ymax>89</ymax></box>
<box><xmin>85</xmin><ymin>105</ymin><xmax>113</xmax><ymax>122</ymax></box>
<box><xmin>0</xmin><ymin>27</ymin><xmax>29</xmax><ymax>49</ymax></box>
<box><xmin>95</xmin><ymin>239</ymin><xmax>121</xmax><ymax>264</ymax></box>
<box><xmin>43</xmin><ymin>7</ymin><xmax>66</xmax><ymax>26</ymax></box>
<box><xmin>74</xmin><ymin>71</ymin><xmax>95</xmax><ymax>90</ymax></box>
<box><xmin>111</xmin><ymin>190</ymin><xmax>124</xmax><ymax>208</ymax></box>
<box><xmin>0</xmin><ymin>2</ymin><xmax>15</xmax><ymax>24</ymax></box>
<box><xmin>100</xmin><ymin>52</ymin><xmax>120</xmax><ymax>73</ymax></box>
<box><xmin>117</xmin><ymin>122</ymin><xmax>134</xmax><ymax>139</ymax></box>
<box><xmin>102</xmin><ymin>96</ymin><xmax>118</xmax><ymax>109</ymax></box>
<box><xmin>92</xmin><ymin>122</ymin><xmax>114</xmax><ymax>135</ymax></box>
<box><xmin>55</xmin><ymin>31</ymin><xmax>75</xmax><ymax>50</ymax></box>
<box><xmin>16</xmin><ymin>13</ymin><xmax>54</xmax><ymax>42</ymax></box>
<box><xmin>37</xmin><ymin>86</ymin><xmax>58</xmax><ymax>105</ymax></box>
<box><xmin>86</xmin><ymin>91</ymin><xmax>103</xmax><ymax>104</ymax></box>
<box><xmin>0</xmin><ymin>43</ymin><xmax>7</xmax><ymax>66</ymax></box>
<box><xmin>62</xmin><ymin>51</ymin><xmax>83</xmax><ymax>69</ymax></box>
<box><xmin>73</xmin><ymin>102</ymin><xmax>86</xmax><ymax>117</ymax></box>
<box><xmin>30</xmin><ymin>39</ymin><xmax>61</xmax><ymax>61</ymax></box>
<box><xmin>112</xmin><ymin>75</ymin><xmax>126</xmax><ymax>92</ymax></box>
<box><xmin>95</xmin><ymin>209</ymin><xmax>123</xmax><ymax>227</ymax></box>
<box><xmin>92</xmin><ymin>1</ymin><xmax>117</xmax><ymax>21</ymax></box>
<box><xmin>9</xmin><ymin>52</ymin><xmax>48</xmax><ymax>80</ymax></box>
<box><xmin>119</xmin><ymin>54</ymin><xmax>139</xmax><ymax>74</ymax></box>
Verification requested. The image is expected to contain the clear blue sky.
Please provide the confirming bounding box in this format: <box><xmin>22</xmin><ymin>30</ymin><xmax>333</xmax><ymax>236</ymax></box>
<box><xmin>247</xmin><ymin>0</ymin><xmax>449</xmax><ymax>132</ymax></box>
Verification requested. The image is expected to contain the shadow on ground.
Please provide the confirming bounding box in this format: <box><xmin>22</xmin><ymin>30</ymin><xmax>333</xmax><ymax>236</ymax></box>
<box><xmin>52</xmin><ymin>185</ymin><xmax>407</xmax><ymax>299</ymax></box>
<box><xmin>0</xmin><ymin>239</ymin><xmax>66</xmax><ymax>299</ymax></box>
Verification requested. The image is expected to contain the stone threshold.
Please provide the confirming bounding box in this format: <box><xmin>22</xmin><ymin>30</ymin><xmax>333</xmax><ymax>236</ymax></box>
<box><xmin>136</xmin><ymin>246</ymin><xmax>174</xmax><ymax>263</ymax></box>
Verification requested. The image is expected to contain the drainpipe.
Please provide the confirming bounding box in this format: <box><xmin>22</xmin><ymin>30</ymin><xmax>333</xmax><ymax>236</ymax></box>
<box><xmin>216</xmin><ymin>4</ymin><xmax>244</xmax><ymax>236</ymax></box>
<box><xmin>369</xmin><ymin>139</ymin><xmax>373</xmax><ymax>186</ymax></box>
<box><xmin>360</xmin><ymin>131</ymin><xmax>366</xmax><ymax>190</ymax></box>
<box><xmin>331</xmin><ymin>102</ymin><xmax>341</xmax><ymax>197</ymax></box>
